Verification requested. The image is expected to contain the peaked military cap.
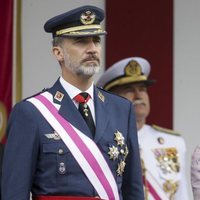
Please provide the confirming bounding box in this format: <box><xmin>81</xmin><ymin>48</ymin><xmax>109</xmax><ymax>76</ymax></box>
<box><xmin>44</xmin><ymin>5</ymin><xmax>106</xmax><ymax>38</ymax></box>
<box><xmin>97</xmin><ymin>57</ymin><xmax>156</xmax><ymax>91</ymax></box>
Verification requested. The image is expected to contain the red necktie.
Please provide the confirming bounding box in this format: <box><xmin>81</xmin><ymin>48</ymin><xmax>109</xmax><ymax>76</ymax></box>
<box><xmin>74</xmin><ymin>92</ymin><xmax>95</xmax><ymax>136</ymax></box>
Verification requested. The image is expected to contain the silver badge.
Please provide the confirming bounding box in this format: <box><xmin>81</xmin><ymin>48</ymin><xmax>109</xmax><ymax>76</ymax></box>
<box><xmin>59</xmin><ymin>162</ymin><xmax>66</xmax><ymax>174</ymax></box>
<box><xmin>45</xmin><ymin>131</ymin><xmax>61</xmax><ymax>140</ymax></box>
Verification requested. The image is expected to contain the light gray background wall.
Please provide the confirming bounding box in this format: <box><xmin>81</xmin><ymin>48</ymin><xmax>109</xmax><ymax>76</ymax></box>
<box><xmin>174</xmin><ymin>0</ymin><xmax>200</xmax><ymax>199</ymax></box>
<box><xmin>20</xmin><ymin>0</ymin><xmax>200</xmax><ymax>199</ymax></box>
<box><xmin>21</xmin><ymin>0</ymin><xmax>105</xmax><ymax>97</ymax></box>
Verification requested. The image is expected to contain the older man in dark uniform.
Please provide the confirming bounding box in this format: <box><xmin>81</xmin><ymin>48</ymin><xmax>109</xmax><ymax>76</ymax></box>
<box><xmin>1</xmin><ymin>5</ymin><xmax>144</xmax><ymax>200</ymax></box>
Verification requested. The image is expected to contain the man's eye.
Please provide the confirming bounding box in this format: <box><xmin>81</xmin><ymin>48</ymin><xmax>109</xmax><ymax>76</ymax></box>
<box><xmin>94</xmin><ymin>37</ymin><xmax>101</xmax><ymax>43</ymax></box>
<box><xmin>140</xmin><ymin>87</ymin><xmax>147</xmax><ymax>92</ymax></box>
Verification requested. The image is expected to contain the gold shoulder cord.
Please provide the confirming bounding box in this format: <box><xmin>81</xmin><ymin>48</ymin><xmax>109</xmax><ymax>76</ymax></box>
<box><xmin>141</xmin><ymin>159</ymin><xmax>149</xmax><ymax>200</ymax></box>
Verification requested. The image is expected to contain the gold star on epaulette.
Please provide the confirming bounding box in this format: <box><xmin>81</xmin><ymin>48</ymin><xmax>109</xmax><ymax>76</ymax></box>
<box><xmin>114</xmin><ymin>131</ymin><xmax>125</xmax><ymax>147</ymax></box>
<box><xmin>108</xmin><ymin>146</ymin><xmax>119</xmax><ymax>161</ymax></box>
<box><xmin>117</xmin><ymin>160</ymin><xmax>126</xmax><ymax>176</ymax></box>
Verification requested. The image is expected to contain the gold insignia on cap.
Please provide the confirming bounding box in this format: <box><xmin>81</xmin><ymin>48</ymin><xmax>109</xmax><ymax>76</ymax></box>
<box><xmin>54</xmin><ymin>91</ymin><xmax>64</xmax><ymax>102</ymax></box>
<box><xmin>114</xmin><ymin>131</ymin><xmax>125</xmax><ymax>147</ymax></box>
<box><xmin>80</xmin><ymin>10</ymin><xmax>96</xmax><ymax>25</ymax></box>
<box><xmin>117</xmin><ymin>160</ymin><xmax>126</xmax><ymax>176</ymax></box>
<box><xmin>158</xmin><ymin>137</ymin><xmax>165</xmax><ymax>144</ymax></box>
<box><xmin>98</xmin><ymin>91</ymin><xmax>105</xmax><ymax>102</ymax></box>
<box><xmin>125</xmin><ymin>60</ymin><xmax>142</xmax><ymax>76</ymax></box>
<box><xmin>108</xmin><ymin>145</ymin><xmax>119</xmax><ymax>160</ymax></box>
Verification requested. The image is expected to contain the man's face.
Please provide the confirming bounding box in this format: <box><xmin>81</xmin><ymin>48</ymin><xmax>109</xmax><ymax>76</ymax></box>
<box><xmin>60</xmin><ymin>36</ymin><xmax>102</xmax><ymax>76</ymax></box>
<box><xmin>111</xmin><ymin>83</ymin><xmax>150</xmax><ymax>122</ymax></box>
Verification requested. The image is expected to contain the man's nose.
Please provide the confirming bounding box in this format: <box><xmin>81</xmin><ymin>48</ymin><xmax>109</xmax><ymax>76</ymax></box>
<box><xmin>86</xmin><ymin>42</ymin><xmax>98</xmax><ymax>53</ymax></box>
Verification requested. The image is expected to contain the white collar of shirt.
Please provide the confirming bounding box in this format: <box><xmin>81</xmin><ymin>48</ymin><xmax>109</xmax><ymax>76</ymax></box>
<box><xmin>59</xmin><ymin>76</ymin><xmax>96</xmax><ymax>123</ymax></box>
<box><xmin>59</xmin><ymin>76</ymin><xmax>94</xmax><ymax>100</ymax></box>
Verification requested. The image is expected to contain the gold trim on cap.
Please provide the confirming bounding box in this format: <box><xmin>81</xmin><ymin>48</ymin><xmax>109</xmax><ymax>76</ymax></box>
<box><xmin>104</xmin><ymin>75</ymin><xmax>147</xmax><ymax>91</ymax></box>
<box><xmin>56</xmin><ymin>24</ymin><xmax>104</xmax><ymax>36</ymax></box>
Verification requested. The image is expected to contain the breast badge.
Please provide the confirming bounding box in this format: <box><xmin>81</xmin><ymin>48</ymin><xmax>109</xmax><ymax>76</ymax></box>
<box><xmin>108</xmin><ymin>146</ymin><xmax>119</xmax><ymax>160</ymax></box>
<box><xmin>108</xmin><ymin>130</ymin><xmax>128</xmax><ymax>176</ymax></box>
<box><xmin>117</xmin><ymin>160</ymin><xmax>126</xmax><ymax>176</ymax></box>
<box><xmin>163</xmin><ymin>180</ymin><xmax>179</xmax><ymax>200</ymax></box>
<box><xmin>153</xmin><ymin>147</ymin><xmax>180</xmax><ymax>175</ymax></box>
<box><xmin>45</xmin><ymin>131</ymin><xmax>61</xmax><ymax>140</ymax></box>
<box><xmin>58</xmin><ymin>162</ymin><xmax>66</xmax><ymax>174</ymax></box>
<box><xmin>153</xmin><ymin>147</ymin><xmax>180</xmax><ymax>199</ymax></box>
<box><xmin>114</xmin><ymin>131</ymin><xmax>125</xmax><ymax>147</ymax></box>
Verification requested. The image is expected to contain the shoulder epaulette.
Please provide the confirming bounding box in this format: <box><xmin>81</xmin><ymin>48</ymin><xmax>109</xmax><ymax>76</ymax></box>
<box><xmin>23</xmin><ymin>88</ymin><xmax>49</xmax><ymax>101</ymax></box>
<box><xmin>152</xmin><ymin>124</ymin><xmax>181</xmax><ymax>136</ymax></box>
<box><xmin>97</xmin><ymin>87</ymin><xmax>129</xmax><ymax>101</ymax></box>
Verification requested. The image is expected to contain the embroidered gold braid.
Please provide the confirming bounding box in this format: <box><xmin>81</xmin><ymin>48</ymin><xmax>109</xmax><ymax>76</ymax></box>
<box><xmin>141</xmin><ymin>159</ymin><xmax>149</xmax><ymax>200</ymax></box>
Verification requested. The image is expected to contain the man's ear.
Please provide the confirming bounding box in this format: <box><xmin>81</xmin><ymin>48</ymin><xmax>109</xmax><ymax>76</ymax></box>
<box><xmin>52</xmin><ymin>46</ymin><xmax>64</xmax><ymax>62</ymax></box>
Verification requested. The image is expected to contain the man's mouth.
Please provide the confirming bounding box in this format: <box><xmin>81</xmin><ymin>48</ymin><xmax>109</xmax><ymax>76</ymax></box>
<box><xmin>133</xmin><ymin>99</ymin><xmax>146</xmax><ymax>106</ymax></box>
<box><xmin>83</xmin><ymin>55</ymin><xmax>100</xmax><ymax>63</ymax></box>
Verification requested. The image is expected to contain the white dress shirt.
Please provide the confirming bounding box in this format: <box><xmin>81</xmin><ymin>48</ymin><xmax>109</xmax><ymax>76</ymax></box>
<box><xmin>59</xmin><ymin>76</ymin><xmax>96</xmax><ymax>124</ymax></box>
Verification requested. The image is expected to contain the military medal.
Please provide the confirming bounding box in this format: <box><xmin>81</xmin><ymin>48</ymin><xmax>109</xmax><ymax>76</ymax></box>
<box><xmin>117</xmin><ymin>160</ymin><xmax>126</xmax><ymax>176</ymax></box>
<box><xmin>163</xmin><ymin>180</ymin><xmax>179</xmax><ymax>200</ymax></box>
<box><xmin>114</xmin><ymin>131</ymin><xmax>125</xmax><ymax>147</ymax></box>
<box><xmin>107</xmin><ymin>131</ymin><xmax>128</xmax><ymax>176</ymax></box>
<box><xmin>153</xmin><ymin>148</ymin><xmax>180</xmax><ymax>175</ymax></box>
<box><xmin>108</xmin><ymin>146</ymin><xmax>119</xmax><ymax>160</ymax></box>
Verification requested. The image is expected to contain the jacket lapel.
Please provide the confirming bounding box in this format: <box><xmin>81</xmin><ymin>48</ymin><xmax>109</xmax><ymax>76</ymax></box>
<box><xmin>94</xmin><ymin>87</ymin><xmax>109</xmax><ymax>142</ymax></box>
<box><xmin>48</xmin><ymin>79</ymin><xmax>92</xmax><ymax>138</ymax></box>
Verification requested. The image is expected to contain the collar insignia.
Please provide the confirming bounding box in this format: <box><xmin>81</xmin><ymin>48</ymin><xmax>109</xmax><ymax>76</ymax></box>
<box><xmin>54</xmin><ymin>91</ymin><xmax>64</xmax><ymax>102</ymax></box>
<box><xmin>98</xmin><ymin>91</ymin><xmax>105</xmax><ymax>102</ymax></box>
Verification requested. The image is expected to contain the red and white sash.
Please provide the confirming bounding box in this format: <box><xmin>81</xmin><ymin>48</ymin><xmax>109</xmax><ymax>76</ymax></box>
<box><xmin>28</xmin><ymin>91</ymin><xmax>119</xmax><ymax>200</ymax></box>
<box><xmin>143</xmin><ymin>170</ymin><xmax>169</xmax><ymax>200</ymax></box>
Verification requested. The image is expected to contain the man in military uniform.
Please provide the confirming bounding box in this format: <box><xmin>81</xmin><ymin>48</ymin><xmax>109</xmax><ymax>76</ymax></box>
<box><xmin>97</xmin><ymin>57</ymin><xmax>189</xmax><ymax>200</ymax></box>
<box><xmin>1</xmin><ymin>6</ymin><xmax>144</xmax><ymax>200</ymax></box>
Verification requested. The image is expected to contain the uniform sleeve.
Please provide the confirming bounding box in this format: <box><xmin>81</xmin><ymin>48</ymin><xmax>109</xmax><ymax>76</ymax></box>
<box><xmin>191</xmin><ymin>145</ymin><xmax>200</xmax><ymax>200</ymax></box>
<box><xmin>1</xmin><ymin>102</ymin><xmax>39</xmax><ymax>200</ymax></box>
<box><xmin>122</xmin><ymin>103</ymin><xmax>144</xmax><ymax>200</ymax></box>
